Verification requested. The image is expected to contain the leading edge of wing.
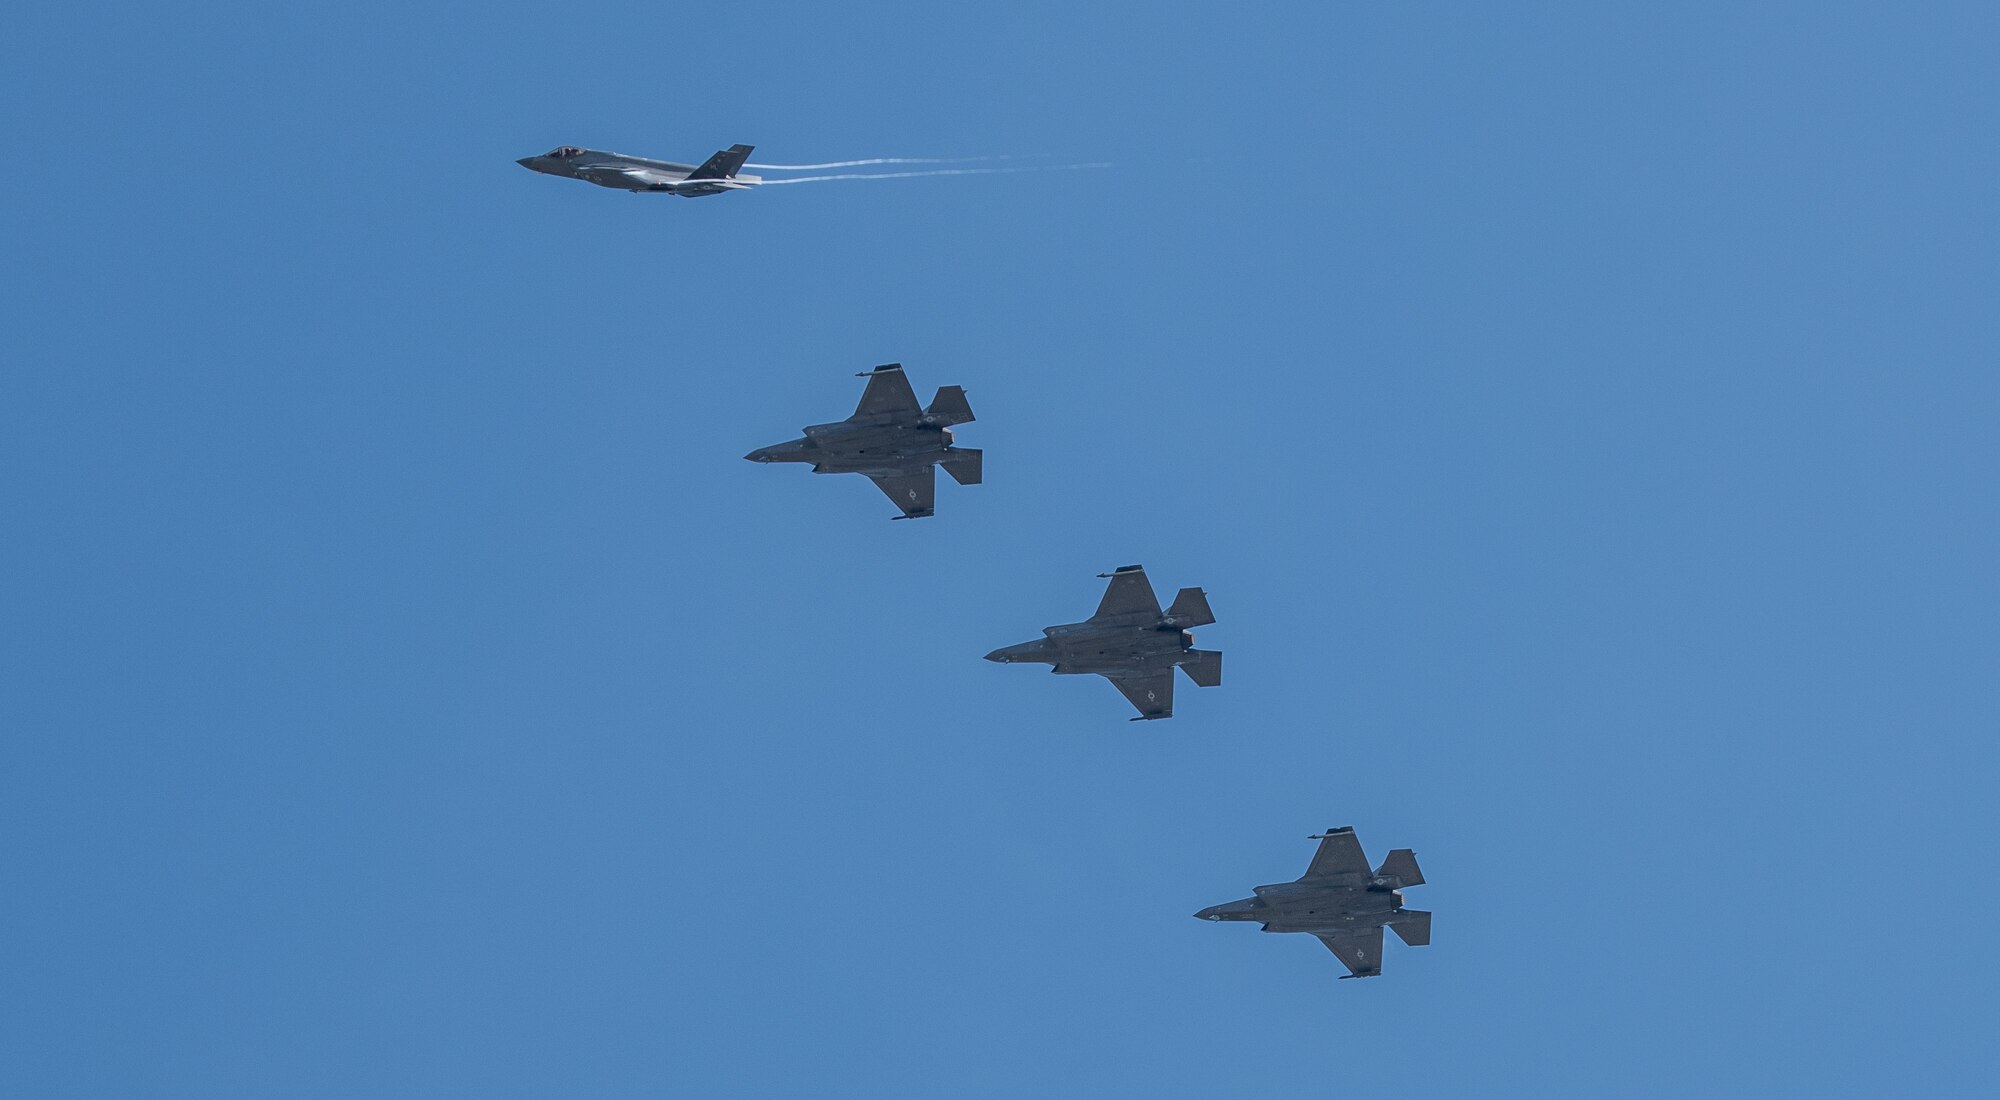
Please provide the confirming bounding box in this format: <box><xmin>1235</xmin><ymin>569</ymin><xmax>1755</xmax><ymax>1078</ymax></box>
<box><xmin>852</xmin><ymin>364</ymin><xmax>921</xmax><ymax>419</ymax></box>
<box><xmin>1302</xmin><ymin>828</ymin><xmax>1370</xmax><ymax>880</ymax></box>
<box><xmin>1091</xmin><ymin>565</ymin><xmax>1161</xmax><ymax>621</ymax></box>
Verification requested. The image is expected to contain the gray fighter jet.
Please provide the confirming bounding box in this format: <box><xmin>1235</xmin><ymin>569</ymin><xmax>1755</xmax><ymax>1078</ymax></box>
<box><xmin>515</xmin><ymin>143</ymin><xmax>760</xmax><ymax>197</ymax></box>
<box><xmin>745</xmin><ymin>364</ymin><xmax>980</xmax><ymax>520</ymax></box>
<box><xmin>1196</xmin><ymin>826</ymin><xmax>1430</xmax><ymax>979</ymax></box>
<box><xmin>984</xmin><ymin>565</ymin><xmax>1219</xmax><ymax>720</ymax></box>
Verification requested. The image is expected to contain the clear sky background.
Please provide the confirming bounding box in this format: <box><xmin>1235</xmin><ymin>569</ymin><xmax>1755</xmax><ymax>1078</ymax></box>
<box><xmin>4</xmin><ymin>2</ymin><xmax>1997</xmax><ymax>1096</ymax></box>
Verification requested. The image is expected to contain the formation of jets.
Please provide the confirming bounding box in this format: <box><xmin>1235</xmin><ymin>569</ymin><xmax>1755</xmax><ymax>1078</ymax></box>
<box><xmin>520</xmin><ymin>142</ymin><xmax>1432</xmax><ymax>981</ymax></box>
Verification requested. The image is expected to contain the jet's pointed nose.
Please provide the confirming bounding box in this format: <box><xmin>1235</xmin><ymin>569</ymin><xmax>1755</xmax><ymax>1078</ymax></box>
<box><xmin>986</xmin><ymin>639</ymin><xmax>1053</xmax><ymax>664</ymax></box>
<box><xmin>745</xmin><ymin>439</ymin><xmax>809</xmax><ymax>464</ymax></box>
<box><xmin>1196</xmin><ymin>897</ymin><xmax>1262</xmax><ymax>921</ymax></box>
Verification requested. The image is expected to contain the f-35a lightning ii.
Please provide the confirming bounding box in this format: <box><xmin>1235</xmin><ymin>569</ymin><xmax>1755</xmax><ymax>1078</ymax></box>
<box><xmin>984</xmin><ymin>565</ymin><xmax>1219</xmax><ymax>720</ymax></box>
<box><xmin>1197</xmin><ymin>826</ymin><xmax>1430</xmax><ymax>979</ymax></box>
<box><xmin>515</xmin><ymin>143</ymin><xmax>760</xmax><ymax>197</ymax></box>
<box><xmin>745</xmin><ymin>364</ymin><xmax>981</xmax><ymax>519</ymax></box>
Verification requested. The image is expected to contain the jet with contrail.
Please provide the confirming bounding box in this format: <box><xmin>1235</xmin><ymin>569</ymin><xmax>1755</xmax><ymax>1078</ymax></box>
<box><xmin>515</xmin><ymin>143</ymin><xmax>759</xmax><ymax>197</ymax></box>
<box><xmin>517</xmin><ymin>143</ymin><xmax>1105</xmax><ymax>197</ymax></box>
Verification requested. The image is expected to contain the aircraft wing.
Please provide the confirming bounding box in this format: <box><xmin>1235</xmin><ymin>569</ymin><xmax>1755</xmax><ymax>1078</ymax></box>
<box><xmin>867</xmin><ymin>465</ymin><xmax>935</xmax><ymax>518</ymax></box>
<box><xmin>853</xmin><ymin>365</ymin><xmax>921</xmax><ymax>419</ymax></box>
<box><xmin>1303</xmin><ymin>828</ymin><xmax>1370</xmax><ymax>880</ymax></box>
<box><xmin>1316</xmin><ymin>926</ymin><xmax>1385</xmax><ymax>978</ymax></box>
<box><xmin>1092</xmin><ymin>566</ymin><xmax>1161</xmax><ymax>621</ymax></box>
<box><xmin>1106</xmin><ymin>670</ymin><xmax>1173</xmax><ymax>720</ymax></box>
<box><xmin>611</xmin><ymin>167</ymin><xmax>681</xmax><ymax>188</ymax></box>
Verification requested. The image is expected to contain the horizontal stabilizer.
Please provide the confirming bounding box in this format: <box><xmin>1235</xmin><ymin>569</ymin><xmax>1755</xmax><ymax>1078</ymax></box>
<box><xmin>1165</xmin><ymin>587</ymin><xmax>1215</xmax><ymax>627</ymax></box>
<box><xmin>1180</xmin><ymin>649</ymin><xmax>1222</xmax><ymax>687</ymax></box>
<box><xmin>925</xmin><ymin>385</ymin><xmax>975</xmax><ymax>426</ymax></box>
<box><xmin>940</xmin><ymin>448</ymin><xmax>982</xmax><ymax>485</ymax></box>
<box><xmin>688</xmin><ymin>143</ymin><xmax>754</xmax><ymax>180</ymax></box>
<box><xmin>1391</xmin><ymin>910</ymin><xmax>1431</xmax><ymax>947</ymax></box>
<box><xmin>1375</xmin><ymin>848</ymin><xmax>1424</xmax><ymax>887</ymax></box>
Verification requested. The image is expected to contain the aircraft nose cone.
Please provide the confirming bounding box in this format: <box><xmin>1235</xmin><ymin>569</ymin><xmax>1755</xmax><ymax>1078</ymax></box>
<box><xmin>744</xmin><ymin>449</ymin><xmax>771</xmax><ymax>462</ymax></box>
<box><xmin>983</xmin><ymin>649</ymin><xmax>1011</xmax><ymax>663</ymax></box>
<box><xmin>516</xmin><ymin>157</ymin><xmax>540</xmax><ymax>170</ymax></box>
<box><xmin>1194</xmin><ymin>907</ymin><xmax>1222</xmax><ymax>921</ymax></box>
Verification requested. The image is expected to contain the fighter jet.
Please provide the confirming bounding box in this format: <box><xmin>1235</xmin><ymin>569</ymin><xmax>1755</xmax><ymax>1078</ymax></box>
<box><xmin>984</xmin><ymin>565</ymin><xmax>1219</xmax><ymax>720</ymax></box>
<box><xmin>744</xmin><ymin>364</ymin><xmax>981</xmax><ymax>520</ymax></box>
<box><xmin>1196</xmin><ymin>826</ymin><xmax>1430</xmax><ymax>979</ymax></box>
<box><xmin>515</xmin><ymin>143</ymin><xmax>761</xmax><ymax>197</ymax></box>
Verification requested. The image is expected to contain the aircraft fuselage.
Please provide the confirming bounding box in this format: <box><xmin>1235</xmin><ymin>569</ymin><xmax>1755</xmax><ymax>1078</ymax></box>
<box><xmin>1198</xmin><ymin>880</ymin><xmax>1408</xmax><ymax>933</ymax></box>
<box><xmin>516</xmin><ymin>147</ymin><xmax>762</xmax><ymax>196</ymax></box>
<box><xmin>747</xmin><ymin>422</ymin><xmax>956</xmax><ymax>476</ymax></box>
<box><xmin>989</xmin><ymin>622</ymin><xmax>1196</xmax><ymax>676</ymax></box>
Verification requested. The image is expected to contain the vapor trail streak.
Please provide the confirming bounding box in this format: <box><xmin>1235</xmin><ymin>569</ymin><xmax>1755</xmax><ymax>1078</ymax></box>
<box><xmin>746</xmin><ymin>158</ymin><xmax>955</xmax><ymax>170</ymax></box>
<box><xmin>744</xmin><ymin>155</ymin><xmax>1050</xmax><ymax>170</ymax></box>
<box><xmin>756</xmin><ymin>163</ymin><xmax>1109</xmax><ymax>185</ymax></box>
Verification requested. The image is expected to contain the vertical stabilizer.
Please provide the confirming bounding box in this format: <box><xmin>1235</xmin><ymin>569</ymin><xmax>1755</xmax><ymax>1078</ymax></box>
<box><xmin>1165</xmin><ymin>587</ymin><xmax>1216</xmax><ymax>627</ymax></box>
<box><xmin>925</xmin><ymin>386</ymin><xmax>975</xmax><ymax>426</ymax></box>
<box><xmin>688</xmin><ymin>143</ymin><xmax>754</xmax><ymax>179</ymax></box>
<box><xmin>1375</xmin><ymin>848</ymin><xmax>1424</xmax><ymax>887</ymax></box>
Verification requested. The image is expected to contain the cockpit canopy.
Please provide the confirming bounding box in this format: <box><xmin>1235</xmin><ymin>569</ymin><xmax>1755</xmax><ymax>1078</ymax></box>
<box><xmin>543</xmin><ymin>146</ymin><xmax>584</xmax><ymax>159</ymax></box>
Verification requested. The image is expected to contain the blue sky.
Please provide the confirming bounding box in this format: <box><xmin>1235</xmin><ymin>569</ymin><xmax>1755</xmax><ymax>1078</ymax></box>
<box><xmin>4</xmin><ymin>2</ymin><xmax>1997</xmax><ymax>1095</ymax></box>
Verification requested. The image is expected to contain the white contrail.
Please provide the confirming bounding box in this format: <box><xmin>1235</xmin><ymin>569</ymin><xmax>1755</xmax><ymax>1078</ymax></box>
<box><xmin>744</xmin><ymin>154</ymin><xmax>1051</xmax><ymax>170</ymax></box>
<box><xmin>746</xmin><ymin>158</ymin><xmax>961</xmax><ymax>170</ymax></box>
<box><xmin>755</xmin><ymin>162</ymin><xmax>1109</xmax><ymax>186</ymax></box>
